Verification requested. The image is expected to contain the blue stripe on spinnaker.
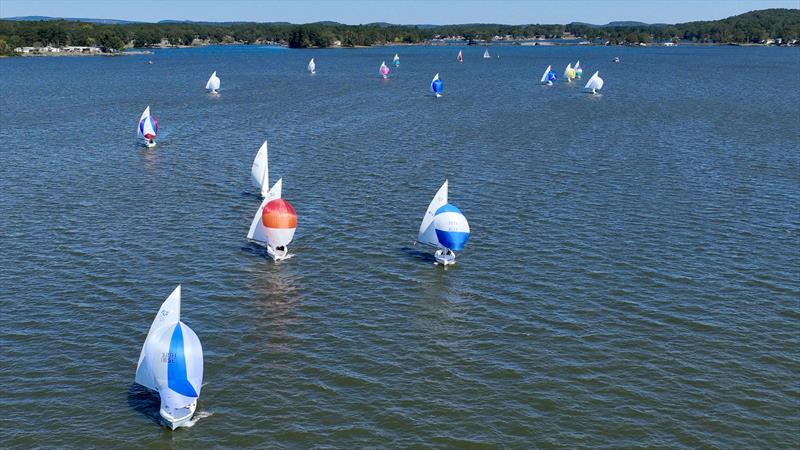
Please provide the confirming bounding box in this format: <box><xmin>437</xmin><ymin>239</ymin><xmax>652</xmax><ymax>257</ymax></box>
<box><xmin>435</xmin><ymin>203</ymin><xmax>461</xmax><ymax>215</ymax></box>
<box><xmin>167</xmin><ymin>324</ymin><xmax>198</xmax><ymax>398</ymax></box>
<box><xmin>435</xmin><ymin>229</ymin><xmax>469</xmax><ymax>251</ymax></box>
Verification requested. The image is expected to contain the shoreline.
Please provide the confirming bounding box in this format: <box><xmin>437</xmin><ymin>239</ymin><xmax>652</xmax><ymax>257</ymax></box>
<box><xmin>4</xmin><ymin>40</ymin><xmax>796</xmax><ymax>57</ymax></box>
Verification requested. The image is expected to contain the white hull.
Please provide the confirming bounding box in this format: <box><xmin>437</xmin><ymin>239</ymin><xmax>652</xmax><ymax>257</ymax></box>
<box><xmin>160</xmin><ymin>401</ymin><xmax>196</xmax><ymax>430</ymax></box>
<box><xmin>267</xmin><ymin>245</ymin><xmax>289</xmax><ymax>261</ymax></box>
<box><xmin>434</xmin><ymin>249</ymin><xmax>456</xmax><ymax>266</ymax></box>
<box><xmin>435</xmin><ymin>93</ymin><xmax>441</xmax><ymax>98</ymax></box>
<box><xmin>144</xmin><ymin>140</ymin><xmax>156</xmax><ymax>148</ymax></box>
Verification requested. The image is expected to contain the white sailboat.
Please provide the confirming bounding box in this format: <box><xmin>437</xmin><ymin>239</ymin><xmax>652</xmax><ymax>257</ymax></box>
<box><xmin>135</xmin><ymin>285</ymin><xmax>203</xmax><ymax>430</ymax></box>
<box><xmin>540</xmin><ymin>65</ymin><xmax>553</xmax><ymax>85</ymax></box>
<box><xmin>247</xmin><ymin>178</ymin><xmax>298</xmax><ymax>261</ymax></box>
<box><xmin>584</xmin><ymin>71</ymin><xmax>604</xmax><ymax>94</ymax></box>
<box><xmin>483</xmin><ymin>48</ymin><xmax>490</xmax><ymax>59</ymax></box>
<box><xmin>137</xmin><ymin>106</ymin><xmax>158</xmax><ymax>148</ymax></box>
<box><xmin>205</xmin><ymin>71</ymin><xmax>220</xmax><ymax>93</ymax></box>
<box><xmin>417</xmin><ymin>180</ymin><xmax>470</xmax><ymax>266</ymax></box>
<box><xmin>308</xmin><ymin>58</ymin><xmax>316</xmax><ymax>74</ymax></box>
<box><xmin>393</xmin><ymin>53</ymin><xmax>400</xmax><ymax>67</ymax></box>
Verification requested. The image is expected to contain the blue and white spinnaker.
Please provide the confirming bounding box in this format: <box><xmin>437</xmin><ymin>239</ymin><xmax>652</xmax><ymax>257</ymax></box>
<box><xmin>135</xmin><ymin>285</ymin><xmax>204</xmax><ymax>430</ymax></box>
<box><xmin>418</xmin><ymin>180</ymin><xmax>470</xmax><ymax>265</ymax></box>
<box><xmin>431</xmin><ymin>73</ymin><xmax>443</xmax><ymax>98</ymax></box>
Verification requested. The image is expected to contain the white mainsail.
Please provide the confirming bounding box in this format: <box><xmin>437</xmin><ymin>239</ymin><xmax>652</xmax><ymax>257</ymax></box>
<box><xmin>205</xmin><ymin>71</ymin><xmax>220</xmax><ymax>91</ymax></box>
<box><xmin>308</xmin><ymin>58</ymin><xmax>315</xmax><ymax>73</ymax></box>
<box><xmin>135</xmin><ymin>285</ymin><xmax>181</xmax><ymax>391</ymax></box>
<box><xmin>418</xmin><ymin>180</ymin><xmax>448</xmax><ymax>247</ymax></box>
<box><xmin>138</xmin><ymin>106</ymin><xmax>150</xmax><ymax>137</ymax></box>
<box><xmin>251</xmin><ymin>141</ymin><xmax>269</xmax><ymax>195</ymax></box>
<box><xmin>564</xmin><ymin>63</ymin><xmax>572</xmax><ymax>78</ymax></box>
<box><xmin>247</xmin><ymin>178</ymin><xmax>282</xmax><ymax>244</ymax></box>
<box><xmin>483</xmin><ymin>48</ymin><xmax>490</xmax><ymax>58</ymax></box>
<box><xmin>584</xmin><ymin>71</ymin><xmax>604</xmax><ymax>91</ymax></box>
<box><xmin>540</xmin><ymin>65</ymin><xmax>551</xmax><ymax>83</ymax></box>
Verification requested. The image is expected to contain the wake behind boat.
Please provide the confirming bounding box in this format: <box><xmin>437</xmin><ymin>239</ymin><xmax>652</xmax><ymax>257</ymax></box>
<box><xmin>205</xmin><ymin>71</ymin><xmax>220</xmax><ymax>94</ymax></box>
<box><xmin>417</xmin><ymin>180</ymin><xmax>470</xmax><ymax>266</ymax></box>
<box><xmin>135</xmin><ymin>285</ymin><xmax>203</xmax><ymax>430</ymax></box>
<box><xmin>137</xmin><ymin>106</ymin><xmax>158</xmax><ymax>148</ymax></box>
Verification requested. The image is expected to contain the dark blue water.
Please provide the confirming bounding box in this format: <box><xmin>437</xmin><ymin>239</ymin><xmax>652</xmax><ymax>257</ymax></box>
<box><xmin>1</xmin><ymin>44</ymin><xmax>798</xmax><ymax>448</ymax></box>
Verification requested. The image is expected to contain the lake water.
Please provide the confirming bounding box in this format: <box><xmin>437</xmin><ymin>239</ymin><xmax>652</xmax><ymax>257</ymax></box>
<box><xmin>1</xmin><ymin>44</ymin><xmax>798</xmax><ymax>448</ymax></box>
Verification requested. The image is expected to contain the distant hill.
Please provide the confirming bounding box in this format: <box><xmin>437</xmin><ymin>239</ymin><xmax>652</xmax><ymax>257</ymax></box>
<box><xmin>3</xmin><ymin>15</ymin><xmax>136</xmax><ymax>24</ymax></box>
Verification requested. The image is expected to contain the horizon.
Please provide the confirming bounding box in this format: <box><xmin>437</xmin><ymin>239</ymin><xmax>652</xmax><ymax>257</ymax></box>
<box><xmin>1</xmin><ymin>0</ymin><xmax>798</xmax><ymax>26</ymax></box>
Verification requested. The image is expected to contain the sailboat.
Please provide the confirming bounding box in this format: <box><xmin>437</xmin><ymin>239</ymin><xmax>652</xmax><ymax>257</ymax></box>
<box><xmin>379</xmin><ymin>61</ymin><xmax>390</xmax><ymax>79</ymax></box>
<box><xmin>135</xmin><ymin>285</ymin><xmax>203</xmax><ymax>430</ymax></box>
<box><xmin>431</xmin><ymin>73</ymin><xmax>443</xmax><ymax>98</ymax></box>
<box><xmin>247</xmin><ymin>179</ymin><xmax>297</xmax><ymax>261</ymax></box>
<box><xmin>417</xmin><ymin>180</ymin><xmax>470</xmax><ymax>266</ymax></box>
<box><xmin>540</xmin><ymin>65</ymin><xmax>557</xmax><ymax>85</ymax></box>
<box><xmin>457</xmin><ymin>50</ymin><xmax>463</xmax><ymax>63</ymax></box>
<box><xmin>575</xmin><ymin>60</ymin><xmax>583</xmax><ymax>79</ymax></box>
<box><xmin>138</xmin><ymin>106</ymin><xmax>158</xmax><ymax>148</ymax></box>
<box><xmin>205</xmin><ymin>71</ymin><xmax>220</xmax><ymax>93</ymax></box>
<box><xmin>564</xmin><ymin>63</ymin><xmax>576</xmax><ymax>82</ymax></box>
<box><xmin>483</xmin><ymin>48</ymin><xmax>490</xmax><ymax>59</ymax></box>
<box><xmin>584</xmin><ymin>71</ymin><xmax>604</xmax><ymax>95</ymax></box>
<box><xmin>308</xmin><ymin>58</ymin><xmax>316</xmax><ymax>74</ymax></box>
<box><xmin>393</xmin><ymin>53</ymin><xmax>400</xmax><ymax>67</ymax></box>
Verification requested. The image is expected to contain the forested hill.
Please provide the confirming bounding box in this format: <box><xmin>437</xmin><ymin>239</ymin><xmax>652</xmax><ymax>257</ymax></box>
<box><xmin>0</xmin><ymin>8</ymin><xmax>798</xmax><ymax>55</ymax></box>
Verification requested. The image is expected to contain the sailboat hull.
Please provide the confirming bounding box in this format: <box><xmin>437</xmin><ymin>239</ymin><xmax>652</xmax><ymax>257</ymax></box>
<box><xmin>160</xmin><ymin>401</ymin><xmax>196</xmax><ymax>430</ymax></box>
<box><xmin>144</xmin><ymin>140</ymin><xmax>156</xmax><ymax>148</ymax></box>
<box><xmin>267</xmin><ymin>245</ymin><xmax>289</xmax><ymax>261</ymax></box>
<box><xmin>434</xmin><ymin>249</ymin><xmax>456</xmax><ymax>265</ymax></box>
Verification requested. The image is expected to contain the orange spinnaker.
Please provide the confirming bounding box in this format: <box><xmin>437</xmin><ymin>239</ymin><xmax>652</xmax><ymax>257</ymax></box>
<box><xmin>261</xmin><ymin>199</ymin><xmax>297</xmax><ymax>229</ymax></box>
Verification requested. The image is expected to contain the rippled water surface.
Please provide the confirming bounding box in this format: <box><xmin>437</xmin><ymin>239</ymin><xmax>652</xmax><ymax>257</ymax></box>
<box><xmin>1</xmin><ymin>45</ymin><xmax>799</xmax><ymax>448</ymax></box>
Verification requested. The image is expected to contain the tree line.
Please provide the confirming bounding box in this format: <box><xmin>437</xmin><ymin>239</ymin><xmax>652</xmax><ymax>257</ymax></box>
<box><xmin>1</xmin><ymin>8</ymin><xmax>797</xmax><ymax>55</ymax></box>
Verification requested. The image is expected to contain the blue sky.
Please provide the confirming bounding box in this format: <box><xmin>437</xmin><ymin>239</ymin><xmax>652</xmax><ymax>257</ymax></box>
<box><xmin>1</xmin><ymin>0</ymin><xmax>797</xmax><ymax>24</ymax></box>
